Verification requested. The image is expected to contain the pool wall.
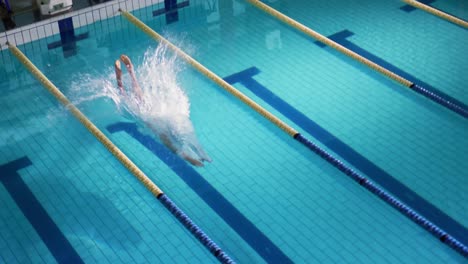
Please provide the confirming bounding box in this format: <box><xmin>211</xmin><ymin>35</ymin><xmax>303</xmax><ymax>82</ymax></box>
<box><xmin>0</xmin><ymin>0</ymin><xmax>167</xmax><ymax>50</ymax></box>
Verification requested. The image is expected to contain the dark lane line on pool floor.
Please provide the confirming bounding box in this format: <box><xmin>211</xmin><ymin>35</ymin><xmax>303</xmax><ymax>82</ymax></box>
<box><xmin>152</xmin><ymin>0</ymin><xmax>190</xmax><ymax>24</ymax></box>
<box><xmin>246</xmin><ymin>0</ymin><xmax>466</xmax><ymax>118</ymax></box>
<box><xmin>223</xmin><ymin>67</ymin><xmax>468</xmax><ymax>246</ymax></box>
<box><xmin>107</xmin><ymin>122</ymin><xmax>293</xmax><ymax>264</ymax></box>
<box><xmin>314</xmin><ymin>30</ymin><xmax>468</xmax><ymax>114</ymax></box>
<box><xmin>47</xmin><ymin>17</ymin><xmax>89</xmax><ymax>58</ymax></box>
<box><xmin>0</xmin><ymin>157</ymin><xmax>83</xmax><ymax>264</ymax></box>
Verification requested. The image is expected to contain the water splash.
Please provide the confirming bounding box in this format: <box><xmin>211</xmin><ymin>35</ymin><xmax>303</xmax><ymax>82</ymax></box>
<box><xmin>71</xmin><ymin>44</ymin><xmax>211</xmax><ymax>166</ymax></box>
<box><xmin>125</xmin><ymin>44</ymin><xmax>190</xmax><ymax>124</ymax></box>
<box><xmin>70</xmin><ymin>73</ymin><xmax>122</xmax><ymax>108</ymax></box>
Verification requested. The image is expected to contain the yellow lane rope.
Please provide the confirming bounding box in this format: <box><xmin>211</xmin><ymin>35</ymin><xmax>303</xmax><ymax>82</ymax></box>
<box><xmin>8</xmin><ymin>43</ymin><xmax>164</xmax><ymax>197</ymax></box>
<box><xmin>246</xmin><ymin>0</ymin><xmax>414</xmax><ymax>88</ymax></box>
<box><xmin>403</xmin><ymin>0</ymin><xmax>468</xmax><ymax>28</ymax></box>
<box><xmin>119</xmin><ymin>10</ymin><xmax>298</xmax><ymax>137</ymax></box>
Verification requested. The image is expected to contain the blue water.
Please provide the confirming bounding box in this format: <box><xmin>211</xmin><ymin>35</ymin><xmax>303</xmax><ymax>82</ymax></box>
<box><xmin>1</xmin><ymin>0</ymin><xmax>467</xmax><ymax>263</ymax></box>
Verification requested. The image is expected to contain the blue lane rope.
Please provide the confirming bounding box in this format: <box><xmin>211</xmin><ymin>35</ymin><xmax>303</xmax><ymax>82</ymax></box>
<box><xmin>158</xmin><ymin>194</ymin><xmax>235</xmax><ymax>263</ymax></box>
<box><xmin>316</xmin><ymin>29</ymin><xmax>468</xmax><ymax>119</ymax></box>
<box><xmin>247</xmin><ymin>0</ymin><xmax>467</xmax><ymax>119</ymax></box>
<box><xmin>294</xmin><ymin>134</ymin><xmax>468</xmax><ymax>257</ymax></box>
<box><xmin>107</xmin><ymin>122</ymin><xmax>291</xmax><ymax>263</ymax></box>
<box><xmin>8</xmin><ymin>43</ymin><xmax>235</xmax><ymax>264</ymax></box>
<box><xmin>410</xmin><ymin>84</ymin><xmax>468</xmax><ymax>118</ymax></box>
<box><xmin>119</xmin><ymin>7</ymin><xmax>467</xmax><ymax>258</ymax></box>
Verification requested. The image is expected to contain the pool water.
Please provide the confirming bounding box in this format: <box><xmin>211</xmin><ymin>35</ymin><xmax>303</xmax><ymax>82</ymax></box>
<box><xmin>0</xmin><ymin>0</ymin><xmax>467</xmax><ymax>263</ymax></box>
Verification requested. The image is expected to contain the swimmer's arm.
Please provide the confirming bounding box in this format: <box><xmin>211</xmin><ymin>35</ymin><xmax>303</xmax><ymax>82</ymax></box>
<box><xmin>160</xmin><ymin>133</ymin><xmax>204</xmax><ymax>167</ymax></box>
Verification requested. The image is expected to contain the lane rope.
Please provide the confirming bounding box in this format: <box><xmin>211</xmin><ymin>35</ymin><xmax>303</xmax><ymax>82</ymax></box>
<box><xmin>119</xmin><ymin>9</ymin><xmax>298</xmax><ymax>137</ymax></box>
<box><xmin>246</xmin><ymin>0</ymin><xmax>468</xmax><ymax>118</ymax></box>
<box><xmin>403</xmin><ymin>0</ymin><xmax>468</xmax><ymax>28</ymax></box>
<box><xmin>8</xmin><ymin>43</ymin><xmax>235</xmax><ymax>264</ymax></box>
<box><xmin>294</xmin><ymin>134</ymin><xmax>468</xmax><ymax>257</ymax></box>
<box><xmin>245</xmin><ymin>0</ymin><xmax>412</xmax><ymax>87</ymax></box>
<box><xmin>119</xmin><ymin>9</ymin><xmax>468</xmax><ymax>257</ymax></box>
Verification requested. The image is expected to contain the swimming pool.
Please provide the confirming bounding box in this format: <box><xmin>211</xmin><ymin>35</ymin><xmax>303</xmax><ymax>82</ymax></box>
<box><xmin>1</xmin><ymin>0</ymin><xmax>467</xmax><ymax>263</ymax></box>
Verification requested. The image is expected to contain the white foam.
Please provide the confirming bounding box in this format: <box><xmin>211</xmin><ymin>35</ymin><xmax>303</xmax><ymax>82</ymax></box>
<box><xmin>71</xmin><ymin>43</ymin><xmax>211</xmax><ymax>165</ymax></box>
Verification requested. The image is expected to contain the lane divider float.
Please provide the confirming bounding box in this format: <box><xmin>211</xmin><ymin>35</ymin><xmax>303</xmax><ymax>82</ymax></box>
<box><xmin>246</xmin><ymin>0</ymin><xmax>468</xmax><ymax>118</ymax></box>
<box><xmin>119</xmin><ymin>9</ymin><xmax>468</xmax><ymax>257</ymax></box>
<box><xmin>403</xmin><ymin>0</ymin><xmax>468</xmax><ymax>28</ymax></box>
<box><xmin>8</xmin><ymin>43</ymin><xmax>234</xmax><ymax>264</ymax></box>
<box><xmin>119</xmin><ymin>9</ymin><xmax>298</xmax><ymax>137</ymax></box>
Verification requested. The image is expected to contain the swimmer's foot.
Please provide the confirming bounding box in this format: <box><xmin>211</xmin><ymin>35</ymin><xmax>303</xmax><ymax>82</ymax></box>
<box><xmin>114</xmin><ymin>60</ymin><xmax>124</xmax><ymax>94</ymax></box>
<box><xmin>120</xmin><ymin>54</ymin><xmax>134</xmax><ymax>70</ymax></box>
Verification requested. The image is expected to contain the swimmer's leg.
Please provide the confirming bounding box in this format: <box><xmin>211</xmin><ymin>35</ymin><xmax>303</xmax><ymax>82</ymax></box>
<box><xmin>114</xmin><ymin>59</ymin><xmax>125</xmax><ymax>95</ymax></box>
<box><xmin>120</xmin><ymin>54</ymin><xmax>143</xmax><ymax>100</ymax></box>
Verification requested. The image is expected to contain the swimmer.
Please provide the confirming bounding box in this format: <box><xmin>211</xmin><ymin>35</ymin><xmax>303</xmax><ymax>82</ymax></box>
<box><xmin>114</xmin><ymin>54</ymin><xmax>211</xmax><ymax>167</ymax></box>
<box><xmin>115</xmin><ymin>55</ymin><xmax>141</xmax><ymax>99</ymax></box>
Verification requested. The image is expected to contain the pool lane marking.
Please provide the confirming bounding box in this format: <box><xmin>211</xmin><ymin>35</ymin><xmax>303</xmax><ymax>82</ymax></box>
<box><xmin>153</xmin><ymin>0</ymin><xmax>190</xmax><ymax>24</ymax></box>
<box><xmin>118</xmin><ymin>9</ymin><xmax>468</xmax><ymax>256</ymax></box>
<box><xmin>245</xmin><ymin>0</ymin><xmax>468</xmax><ymax>118</ymax></box>
<box><xmin>245</xmin><ymin>0</ymin><xmax>410</xmax><ymax>87</ymax></box>
<box><xmin>403</xmin><ymin>0</ymin><xmax>468</xmax><ymax>28</ymax></box>
<box><xmin>107</xmin><ymin>122</ymin><xmax>293</xmax><ymax>264</ymax></box>
<box><xmin>0</xmin><ymin>157</ymin><xmax>84</xmax><ymax>264</ymax></box>
<box><xmin>315</xmin><ymin>30</ymin><xmax>468</xmax><ymax>112</ymax></box>
<box><xmin>224</xmin><ymin>66</ymin><xmax>468</xmax><ymax>249</ymax></box>
<box><xmin>47</xmin><ymin>17</ymin><xmax>89</xmax><ymax>58</ymax></box>
<box><xmin>7</xmin><ymin>44</ymin><xmax>234</xmax><ymax>264</ymax></box>
<box><xmin>119</xmin><ymin>9</ymin><xmax>298</xmax><ymax>137</ymax></box>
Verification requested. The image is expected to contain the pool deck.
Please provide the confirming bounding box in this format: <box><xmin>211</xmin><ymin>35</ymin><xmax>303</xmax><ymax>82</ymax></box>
<box><xmin>0</xmin><ymin>0</ymin><xmax>113</xmax><ymax>33</ymax></box>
